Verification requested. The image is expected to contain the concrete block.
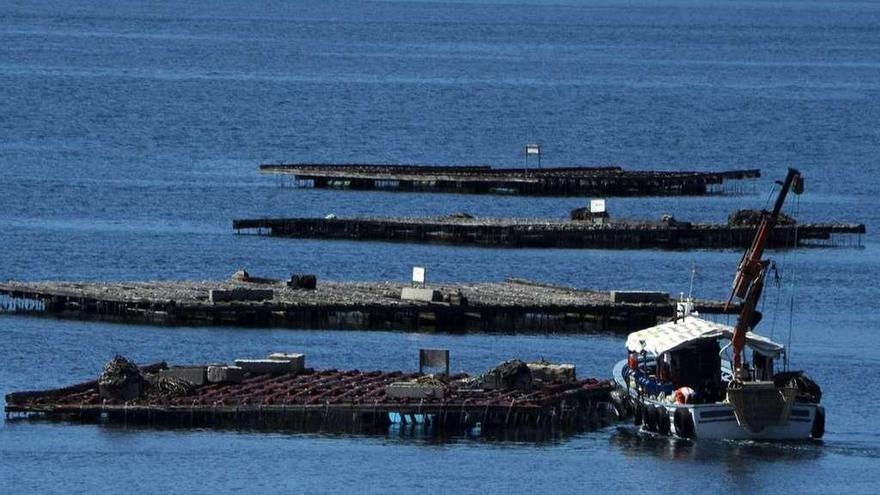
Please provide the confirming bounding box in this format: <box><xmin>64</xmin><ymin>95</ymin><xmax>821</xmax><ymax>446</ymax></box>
<box><xmin>207</xmin><ymin>365</ymin><xmax>245</xmax><ymax>384</ymax></box>
<box><xmin>610</xmin><ymin>291</ymin><xmax>668</xmax><ymax>304</ymax></box>
<box><xmin>235</xmin><ymin>359</ymin><xmax>294</xmax><ymax>375</ymax></box>
<box><xmin>159</xmin><ymin>366</ymin><xmax>207</xmax><ymax>386</ymax></box>
<box><xmin>385</xmin><ymin>382</ymin><xmax>445</xmax><ymax>399</ymax></box>
<box><xmin>400</xmin><ymin>288</ymin><xmax>443</xmax><ymax>303</ymax></box>
<box><xmin>209</xmin><ymin>288</ymin><xmax>274</xmax><ymax>303</ymax></box>
<box><xmin>267</xmin><ymin>352</ymin><xmax>305</xmax><ymax>372</ymax></box>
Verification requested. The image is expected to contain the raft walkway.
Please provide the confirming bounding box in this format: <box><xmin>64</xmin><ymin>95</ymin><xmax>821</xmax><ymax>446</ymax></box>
<box><xmin>232</xmin><ymin>215</ymin><xmax>865</xmax><ymax>250</ymax></box>
<box><xmin>260</xmin><ymin>163</ymin><xmax>760</xmax><ymax>196</ymax></box>
<box><xmin>0</xmin><ymin>278</ymin><xmax>736</xmax><ymax>333</ymax></box>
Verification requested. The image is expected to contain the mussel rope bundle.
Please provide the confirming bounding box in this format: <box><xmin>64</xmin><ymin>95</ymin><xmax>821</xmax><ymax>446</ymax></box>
<box><xmin>98</xmin><ymin>355</ymin><xmax>145</xmax><ymax>399</ymax></box>
<box><xmin>99</xmin><ymin>355</ymin><xmax>142</xmax><ymax>384</ymax></box>
<box><xmin>773</xmin><ymin>371</ymin><xmax>822</xmax><ymax>403</ymax></box>
<box><xmin>145</xmin><ymin>375</ymin><xmax>198</xmax><ymax>398</ymax></box>
<box><xmin>728</xmin><ymin>209</ymin><xmax>796</xmax><ymax>227</ymax></box>
<box><xmin>98</xmin><ymin>355</ymin><xmax>198</xmax><ymax>400</ymax></box>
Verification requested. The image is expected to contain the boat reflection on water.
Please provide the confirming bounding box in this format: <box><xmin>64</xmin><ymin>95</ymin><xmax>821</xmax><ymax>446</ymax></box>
<box><xmin>608</xmin><ymin>426</ymin><xmax>824</xmax><ymax>463</ymax></box>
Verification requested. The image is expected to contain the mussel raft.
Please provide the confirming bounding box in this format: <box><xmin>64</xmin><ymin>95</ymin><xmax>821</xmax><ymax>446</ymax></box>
<box><xmin>5</xmin><ymin>356</ymin><xmax>620</xmax><ymax>438</ymax></box>
<box><xmin>0</xmin><ymin>278</ymin><xmax>739</xmax><ymax>333</ymax></box>
<box><xmin>232</xmin><ymin>212</ymin><xmax>865</xmax><ymax>250</ymax></box>
<box><xmin>260</xmin><ymin>163</ymin><xmax>761</xmax><ymax>196</ymax></box>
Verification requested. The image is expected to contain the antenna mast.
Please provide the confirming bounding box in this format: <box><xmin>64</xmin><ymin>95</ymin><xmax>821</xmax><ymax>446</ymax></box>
<box><xmin>687</xmin><ymin>262</ymin><xmax>697</xmax><ymax>301</ymax></box>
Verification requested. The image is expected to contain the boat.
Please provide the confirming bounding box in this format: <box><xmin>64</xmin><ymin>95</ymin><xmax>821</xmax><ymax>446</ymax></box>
<box><xmin>612</xmin><ymin>168</ymin><xmax>825</xmax><ymax>440</ymax></box>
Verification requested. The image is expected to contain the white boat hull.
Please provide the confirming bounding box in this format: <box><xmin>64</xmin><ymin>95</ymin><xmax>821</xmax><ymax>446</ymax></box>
<box><xmin>613</xmin><ymin>359</ymin><xmax>822</xmax><ymax>440</ymax></box>
<box><xmin>648</xmin><ymin>398</ymin><xmax>818</xmax><ymax>440</ymax></box>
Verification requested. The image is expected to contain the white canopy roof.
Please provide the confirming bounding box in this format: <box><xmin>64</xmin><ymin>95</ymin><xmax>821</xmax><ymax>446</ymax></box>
<box><xmin>625</xmin><ymin>316</ymin><xmax>784</xmax><ymax>358</ymax></box>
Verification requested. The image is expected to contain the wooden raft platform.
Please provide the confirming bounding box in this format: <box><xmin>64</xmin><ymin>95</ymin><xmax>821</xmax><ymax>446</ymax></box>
<box><xmin>4</xmin><ymin>362</ymin><xmax>616</xmax><ymax>436</ymax></box>
<box><xmin>232</xmin><ymin>215</ymin><xmax>865</xmax><ymax>250</ymax></box>
<box><xmin>260</xmin><ymin>163</ymin><xmax>760</xmax><ymax>196</ymax></box>
<box><xmin>0</xmin><ymin>279</ymin><xmax>736</xmax><ymax>333</ymax></box>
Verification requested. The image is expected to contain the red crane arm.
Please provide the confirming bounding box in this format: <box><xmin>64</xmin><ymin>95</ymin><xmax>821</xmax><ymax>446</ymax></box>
<box><xmin>728</xmin><ymin>168</ymin><xmax>802</xmax><ymax>375</ymax></box>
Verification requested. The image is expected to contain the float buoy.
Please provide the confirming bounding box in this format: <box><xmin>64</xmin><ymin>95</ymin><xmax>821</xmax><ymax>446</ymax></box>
<box><xmin>610</xmin><ymin>390</ymin><xmax>627</xmax><ymax>419</ymax></box>
<box><xmin>674</xmin><ymin>408</ymin><xmax>695</xmax><ymax>438</ymax></box>
<box><xmin>657</xmin><ymin>406</ymin><xmax>671</xmax><ymax>435</ymax></box>
<box><xmin>644</xmin><ymin>404</ymin><xmax>658</xmax><ymax>432</ymax></box>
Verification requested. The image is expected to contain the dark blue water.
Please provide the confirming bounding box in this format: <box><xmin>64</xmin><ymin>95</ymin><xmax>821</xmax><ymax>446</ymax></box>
<box><xmin>2</xmin><ymin>0</ymin><xmax>879</xmax><ymax>492</ymax></box>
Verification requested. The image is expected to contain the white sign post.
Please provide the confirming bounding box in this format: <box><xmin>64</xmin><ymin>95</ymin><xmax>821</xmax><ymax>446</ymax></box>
<box><xmin>524</xmin><ymin>143</ymin><xmax>542</xmax><ymax>170</ymax></box>
<box><xmin>412</xmin><ymin>266</ymin><xmax>426</xmax><ymax>286</ymax></box>
<box><xmin>590</xmin><ymin>199</ymin><xmax>606</xmax><ymax>213</ymax></box>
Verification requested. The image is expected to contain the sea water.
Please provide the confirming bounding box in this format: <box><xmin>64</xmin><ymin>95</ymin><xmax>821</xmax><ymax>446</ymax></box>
<box><xmin>1</xmin><ymin>1</ymin><xmax>879</xmax><ymax>492</ymax></box>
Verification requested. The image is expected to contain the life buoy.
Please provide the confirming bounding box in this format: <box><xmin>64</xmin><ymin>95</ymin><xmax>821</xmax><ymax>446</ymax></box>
<box><xmin>811</xmin><ymin>406</ymin><xmax>825</xmax><ymax>439</ymax></box>
<box><xmin>657</xmin><ymin>406</ymin><xmax>671</xmax><ymax>435</ymax></box>
<box><xmin>674</xmin><ymin>408</ymin><xmax>695</xmax><ymax>438</ymax></box>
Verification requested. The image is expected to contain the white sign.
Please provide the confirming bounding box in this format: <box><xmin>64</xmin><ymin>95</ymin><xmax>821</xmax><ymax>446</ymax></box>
<box><xmin>412</xmin><ymin>266</ymin><xmax>426</xmax><ymax>284</ymax></box>
<box><xmin>590</xmin><ymin>199</ymin><xmax>606</xmax><ymax>213</ymax></box>
<box><xmin>526</xmin><ymin>144</ymin><xmax>541</xmax><ymax>155</ymax></box>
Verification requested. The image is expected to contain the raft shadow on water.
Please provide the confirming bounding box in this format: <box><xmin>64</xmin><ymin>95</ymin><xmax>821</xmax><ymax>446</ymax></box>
<box><xmin>4</xmin><ymin>414</ymin><xmax>579</xmax><ymax>445</ymax></box>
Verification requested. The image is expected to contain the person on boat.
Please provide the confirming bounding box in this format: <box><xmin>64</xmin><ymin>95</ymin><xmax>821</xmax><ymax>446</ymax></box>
<box><xmin>753</xmin><ymin>353</ymin><xmax>773</xmax><ymax>381</ymax></box>
<box><xmin>675</xmin><ymin>386</ymin><xmax>696</xmax><ymax>404</ymax></box>
<box><xmin>657</xmin><ymin>353</ymin><xmax>672</xmax><ymax>382</ymax></box>
<box><xmin>700</xmin><ymin>378</ymin><xmax>721</xmax><ymax>404</ymax></box>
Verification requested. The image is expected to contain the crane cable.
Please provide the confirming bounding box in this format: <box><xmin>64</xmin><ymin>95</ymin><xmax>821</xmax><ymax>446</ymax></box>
<box><xmin>786</xmin><ymin>192</ymin><xmax>801</xmax><ymax>371</ymax></box>
<box><xmin>770</xmin><ymin>182</ymin><xmax>797</xmax><ymax>341</ymax></box>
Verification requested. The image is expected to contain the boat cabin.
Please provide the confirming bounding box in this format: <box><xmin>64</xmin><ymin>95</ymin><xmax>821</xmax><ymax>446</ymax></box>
<box><xmin>624</xmin><ymin>315</ymin><xmax>785</xmax><ymax>404</ymax></box>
